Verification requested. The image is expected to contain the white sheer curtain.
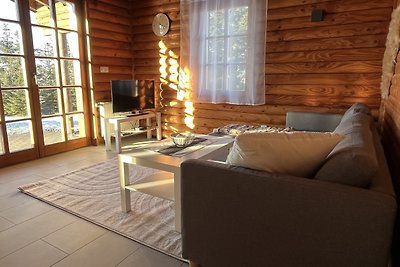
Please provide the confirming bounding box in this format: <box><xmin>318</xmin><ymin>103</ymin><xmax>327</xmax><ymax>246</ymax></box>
<box><xmin>180</xmin><ymin>0</ymin><xmax>267</xmax><ymax>105</ymax></box>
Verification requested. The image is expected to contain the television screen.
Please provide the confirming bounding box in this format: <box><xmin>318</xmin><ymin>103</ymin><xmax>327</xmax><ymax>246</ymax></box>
<box><xmin>111</xmin><ymin>80</ymin><xmax>155</xmax><ymax>114</ymax></box>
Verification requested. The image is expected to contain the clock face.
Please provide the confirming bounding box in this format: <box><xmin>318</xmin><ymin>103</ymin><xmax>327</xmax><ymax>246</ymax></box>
<box><xmin>152</xmin><ymin>13</ymin><xmax>170</xmax><ymax>37</ymax></box>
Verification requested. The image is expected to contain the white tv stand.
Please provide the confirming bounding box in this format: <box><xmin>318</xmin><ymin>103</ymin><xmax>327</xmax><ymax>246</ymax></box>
<box><xmin>103</xmin><ymin>111</ymin><xmax>162</xmax><ymax>153</ymax></box>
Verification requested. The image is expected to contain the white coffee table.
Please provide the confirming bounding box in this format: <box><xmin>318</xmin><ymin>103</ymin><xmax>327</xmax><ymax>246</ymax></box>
<box><xmin>118</xmin><ymin>135</ymin><xmax>233</xmax><ymax>232</ymax></box>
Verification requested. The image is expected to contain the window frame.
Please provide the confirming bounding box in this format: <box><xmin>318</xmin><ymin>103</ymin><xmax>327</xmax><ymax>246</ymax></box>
<box><xmin>179</xmin><ymin>0</ymin><xmax>266</xmax><ymax>105</ymax></box>
<box><xmin>204</xmin><ymin>6</ymin><xmax>249</xmax><ymax>94</ymax></box>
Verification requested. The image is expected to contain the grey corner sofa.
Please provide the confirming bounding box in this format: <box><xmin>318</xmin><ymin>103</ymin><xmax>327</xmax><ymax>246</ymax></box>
<box><xmin>180</xmin><ymin>104</ymin><xmax>397</xmax><ymax>267</ymax></box>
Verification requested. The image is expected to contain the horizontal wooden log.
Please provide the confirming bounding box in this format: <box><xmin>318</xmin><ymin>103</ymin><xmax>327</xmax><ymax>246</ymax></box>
<box><xmin>160</xmin><ymin>98</ymin><xmax>186</xmax><ymax>109</ymax></box>
<box><xmin>133</xmin><ymin>50</ymin><xmax>172</xmax><ymax>59</ymax></box>
<box><xmin>91</xmin><ymin>46</ymin><xmax>132</xmax><ymax>59</ymax></box>
<box><xmin>134</xmin><ymin>66</ymin><xmax>164</xmax><ymax>73</ymax></box>
<box><xmin>91</xmin><ymin>57</ymin><xmax>133</xmax><ymax>66</ymax></box>
<box><xmin>266</xmin><ymin>34</ymin><xmax>387</xmax><ymax>53</ymax></box>
<box><xmin>92</xmin><ymin>65</ymin><xmax>132</xmax><ymax>75</ymax></box>
<box><xmin>196</xmin><ymin>110</ymin><xmax>286</xmax><ymax>126</ymax></box>
<box><xmin>94</xmin><ymin>0</ymin><xmax>129</xmax><ymax>9</ymax></box>
<box><xmin>267</xmin><ymin>22</ymin><xmax>388</xmax><ymax>42</ymax></box>
<box><xmin>267</xmin><ymin>8</ymin><xmax>391</xmax><ymax>31</ymax></box>
<box><xmin>93</xmin><ymin>90</ymin><xmax>111</xmax><ymax>102</ymax></box>
<box><xmin>267</xmin><ymin>0</ymin><xmax>392</xmax><ymax>20</ymax></box>
<box><xmin>268</xmin><ymin>0</ymin><xmax>335</xmax><ymax>10</ymax></box>
<box><xmin>159</xmin><ymin>96</ymin><xmax>353</xmax><ymax>115</ymax></box>
<box><xmin>94</xmin><ymin>79</ymin><xmax>162</xmax><ymax>94</ymax></box>
<box><xmin>193</xmin><ymin>102</ymin><xmax>347</xmax><ymax>116</ymax></box>
<box><xmin>89</xmin><ymin>38</ymin><xmax>131</xmax><ymax>50</ymax></box>
<box><xmin>88</xmin><ymin>1</ymin><xmax>130</xmax><ymax>17</ymax></box>
<box><xmin>266</xmin><ymin>95</ymin><xmax>380</xmax><ymax>108</ymax></box>
<box><xmin>93</xmin><ymin>73</ymin><xmax>132</xmax><ymax>83</ymax></box>
<box><xmin>130</xmin><ymin>2</ymin><xmax>180</xmax><ymax>17</ymax></box>
<box><xmin>134</xmin><ymin>58</ymin><xmax>160</xmax><ymax>67</ymax></box>
<box><xmin>131</xmin><ymin>24</ymin><xmax>153</xmax><ymax>35</ymax></box>
<box><xmin>92</xmin><ymin>82</ymin><xmax>111</xmax><ymax>91</ymax></box>
<box><xmin>162</xmin><ymin>106</ymin><xmax>286</xmax><ymax>125</ymax></box>
<box><xmin>130</xmin><ymin>0</ymin><xmax>180</xmax><ymax>10</ymax></box>
<box><xmin>160</xmin><ymin>99</ymin><xmax>379</xmax><ymax>116</ymax></box>
<box><xmin>133</xmin><ymin>74</ymin><xmax>162</xmax><ymax>80</ymax></box>
<box><xmin>266</xmin><ymin>61</ymin><xmax>383</xmax><ymax>74</ymax></box>
<box><xmin>88</xmin><ymin>9</ymin><xmax>130</xmax><ymax>26</ymax></box>
<box><xmin>161</xmin><ymin>106</ymin><xmax>186</xmax><ymax>116</ymax></box>
<box><xmin>132</xmin><ymin>39</ymin><xmax>180</xmax><ymax>52</ymax></box>
<box><xmin>133</xmin><ymin>67</ymin><xmax>160</xmax><ymax>75</ymax></box>
<box><xmin>266</xmin><ymin>85</ymin><xmax>380</xmax><ymax>98</ymax></box>
<box><xmin>266</xmin><ymin>47</ymin><xmax>385</xmax><ymax>63</ymax></box>
<box><xmin>132</xmin><ymin>31</ymin><xmax>180</xmax><ymax>43</ymax></box>
<box><xmin>131</xmin><ymin>42</ymin><xmax>160</xmax><ymax>51</ymax></box>
<box><xmin>266</xmin><ymin>73</ymin><xmax>381</xmax><ymax>85</ymax></box>
<box><xmin>89</xmin><ymin>18</ymin><xmax>131</xmax><ymax>35</ymax></box>
<box><xmin>90</xmin><ymin>28</ymin><xmax>131</xmax><ymax>42</ymax></box>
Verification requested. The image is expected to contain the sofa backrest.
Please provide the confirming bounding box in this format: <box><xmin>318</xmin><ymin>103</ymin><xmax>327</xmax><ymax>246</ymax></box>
<box><xmin>314</xmin><ymin>112</ymin><xmax>378</xmax><ymax>188</ymax></box>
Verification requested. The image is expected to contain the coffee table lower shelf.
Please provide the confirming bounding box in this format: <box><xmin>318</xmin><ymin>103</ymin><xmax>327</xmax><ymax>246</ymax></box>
<box><xmin>118</xmin><ymin>135</ymin><xmax>234</xmax><ymax>232</ymax></box>
<box><xmin>124</xmin><ymin>172</ymin><xmax>174</xmax><ymax>201</ymax></box>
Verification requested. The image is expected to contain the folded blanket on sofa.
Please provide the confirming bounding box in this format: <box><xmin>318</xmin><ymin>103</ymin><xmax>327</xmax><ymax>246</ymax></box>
<box><xmin>211</xmin><ymin>123</ymin><xmax>292</xmax><ymax>136</ymax></box>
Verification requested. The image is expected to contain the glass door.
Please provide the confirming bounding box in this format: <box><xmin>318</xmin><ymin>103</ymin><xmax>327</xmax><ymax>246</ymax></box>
<box><xmin>0</xmin><ymin>0</ymin><xmax>90</xmax><ymax>166</ymax></box>
<box><xmin>0</xmin><ymin>0</ymin><xmax>36</xmax><ymax>161</ymax></box>
<box><xmin>30</xmin><ymin>0</ymin><xmax>87</xmax><ymax>150</ymax></box>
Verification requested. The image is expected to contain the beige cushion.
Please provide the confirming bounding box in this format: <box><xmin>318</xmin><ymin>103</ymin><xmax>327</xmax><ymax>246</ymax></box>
<box><xmin>226</xmin><ymin>132</ymin><xmax>344</xmax><ymax>177</ymax></box>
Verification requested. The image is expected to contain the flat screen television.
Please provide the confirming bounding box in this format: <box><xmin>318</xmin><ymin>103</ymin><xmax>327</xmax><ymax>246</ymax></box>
<box><xmin>111</xmin><ymin>80</ymin><xmax>155</xmax><ymax>114</ymax></box>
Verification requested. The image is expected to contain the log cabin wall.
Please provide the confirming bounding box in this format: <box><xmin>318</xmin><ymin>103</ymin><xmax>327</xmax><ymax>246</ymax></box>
<box><xmin>85</xmin><ymin>0</ymin><xmax>132</xmax><ymax>141</ymax></box>
<box><xmin>130</xmin><ymin>0</ymin><xmax>392</xmax><ymax>136</ymax></box>
<box><xmin>86</xmin><ymin>0</ymin><xmax>133</xmax><ymax>102</ymax></box>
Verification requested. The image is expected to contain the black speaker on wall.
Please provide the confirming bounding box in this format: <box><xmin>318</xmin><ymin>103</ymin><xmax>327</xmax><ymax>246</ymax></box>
<box><xmin>311</xmin><ymin>9</ymin><xmax>325</xmax><ymax>22</ymax></box>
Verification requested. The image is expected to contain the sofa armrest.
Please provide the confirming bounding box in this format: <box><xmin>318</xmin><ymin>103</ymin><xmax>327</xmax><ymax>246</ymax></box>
<box><xmin>286</xmin><ymin>111</ymin><xmax>342</xmax><ymax>132</ymax></box>
<box><xmin>181</xmin><ymin>159</ymin><xmax>396</xmax><ymax>267</ymax></box>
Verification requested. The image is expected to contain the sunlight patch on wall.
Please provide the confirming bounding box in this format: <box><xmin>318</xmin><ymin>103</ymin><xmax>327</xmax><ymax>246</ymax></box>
<box><xmin>158</xmin><ymin>40</ymin><xmax>195</xmax><ymax>131</ymax></box>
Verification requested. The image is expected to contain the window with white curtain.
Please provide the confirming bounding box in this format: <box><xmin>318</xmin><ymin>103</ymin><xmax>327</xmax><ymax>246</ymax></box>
<box><xmin>180</xmin><ymin>0</ymin><xmax>267</xmax><ymax>105</ymax></box>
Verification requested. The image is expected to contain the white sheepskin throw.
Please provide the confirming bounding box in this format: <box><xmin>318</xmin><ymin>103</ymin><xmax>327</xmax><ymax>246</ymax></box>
<box><xmin>381</xmin><ymin>5</ymin><xmax>400</xmax><ymax>99</ymax></box>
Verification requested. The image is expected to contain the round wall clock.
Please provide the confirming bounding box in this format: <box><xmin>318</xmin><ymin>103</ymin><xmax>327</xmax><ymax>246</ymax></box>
<box><xmin>152</xmin><ymin>13</ymin><xmax>170</xmax><ymax>37</ymax></box>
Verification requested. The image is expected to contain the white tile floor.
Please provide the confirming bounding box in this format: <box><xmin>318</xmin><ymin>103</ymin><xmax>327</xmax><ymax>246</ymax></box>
<box><xmin>0</xmin><ymin>137</ymin><xmax>188</xmax><ymax>267</ymax></box>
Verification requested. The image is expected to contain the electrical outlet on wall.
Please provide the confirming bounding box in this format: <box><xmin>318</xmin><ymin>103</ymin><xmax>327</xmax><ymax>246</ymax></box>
<box><xmin>100</xmin><ymin>66</ymin><xmax>109</xmax><ymax>73</ymax></box>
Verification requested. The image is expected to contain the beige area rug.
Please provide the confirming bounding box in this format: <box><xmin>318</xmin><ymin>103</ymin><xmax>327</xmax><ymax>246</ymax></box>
<box><xmin>18</xmin><ymin>157</ymin><xmax>183</xmax><ymax>260</ymax></box>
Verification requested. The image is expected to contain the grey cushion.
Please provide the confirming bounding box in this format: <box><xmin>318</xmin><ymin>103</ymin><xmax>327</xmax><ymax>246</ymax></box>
<box><xmin>315</xmin><ymin>112</ymin><xmax>378</xmax><ymax>188</ymax></box>
<box><xmin>340</xmin><ymin>103</ymin><xmax>371</xmax><ymax>124</ymax></box>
